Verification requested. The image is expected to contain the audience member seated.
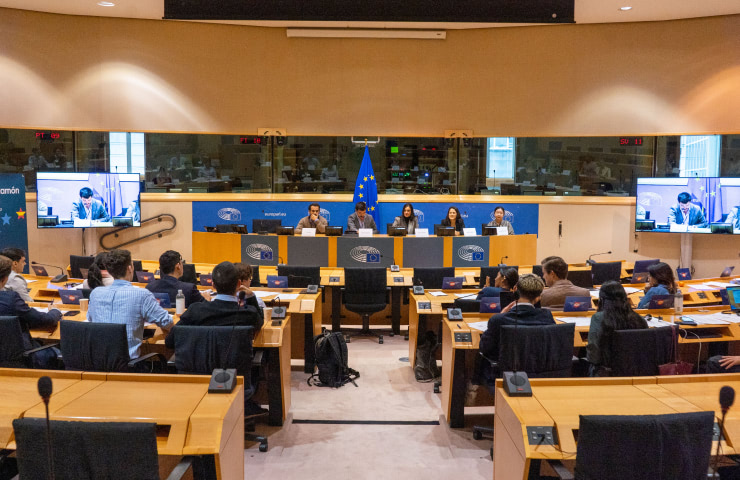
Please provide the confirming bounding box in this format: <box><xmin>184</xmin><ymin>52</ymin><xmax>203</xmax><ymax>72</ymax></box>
<box><xmin>346</xmin><ymin>201</ymin><xmax>378</xmax><ymax>234</ymax></box>
<box><xmin>145</xmin><ymin>250</ymin><xmax>205</xmax><ymax>307</ymax></box>
<box><xmin>88</xmin><ymin>249</ymin><xmax>173</xmax><ymax>359</ymax></box>
<box><xmin>165</xmin><ymin>261</ymin><xmax>263</xmax><ymax>349</ymax></box>
<box><xmin>82</xmin><ymin>252</ymin><xmax>113</xmax><ymax>290</ymax></box>
<box><xmin>153</xmin><ymin>166</ymin><xmax>173</xmax><ymax>185</ymax></box>
<box><xmin>296</xmin><ymin>203</ymin><xmax>327</xmax><ymax>234</ymax></box>
<box><xmin>587</xmin><ymin>281</ymin><xmax>648</xmax><ymax>376</ymax></box>
<box><xmin>636</xmin><ymin>262</ymin><xmax>677</xmax><ymax>309</ymax></box>
<box><xmin>0</xmin><ymin>255</ymin><xmax>61</xmax><ymax>368</ymax></box>
<box><xmin>477</xmin><ymin>267</ymin><xmax>518</xmax><ymax>300</ymax></box>
<box><xmin>391</xmin><ymin>203</ymin><xmax>419</xmax><ymax>234</ymax></box>
<box><xmin>706</xmin><ymin>355</ymin><xmax>740</xmax><ymax>374</ymax></box>
<box><xmin>0</xmin><ymin>247</ymin><xmax>32</xmax><ymax>303</ymax></box>
<box><xmin>540</xmin><ymin>256</ymin><xmax>590</xmax><ymax>309</ymax></box>
<box><xmin>479</xmin><ymin>274</ymin><xmax>554</xmax><ymax>362</ymax></box>
<box><xmin>234</xmin><ymin>263</ymin><xmax>266</xmax><ymax>309</ymax></box>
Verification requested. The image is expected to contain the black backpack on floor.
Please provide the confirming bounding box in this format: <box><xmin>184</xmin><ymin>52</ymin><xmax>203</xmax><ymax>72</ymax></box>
<box><xmin>308</xmin><ymin>330</ymin><xmax>359</xmax><ymax>388</ymax></box>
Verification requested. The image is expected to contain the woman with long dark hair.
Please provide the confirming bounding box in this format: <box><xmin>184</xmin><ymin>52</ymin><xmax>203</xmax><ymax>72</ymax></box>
<box><xmin>83</xmin><ymin>252</ymin><xmax>113</xmax><ymax>290</ymax></box>
<box><xmin>477</xmin><ymin>267</ymin><xmax>518</xmax><ymax>300</ymax></box>
<box><xmin>587</xmin><ymin>280</ymin><xmax>648</xmax><ymax>376</ymax></box>
<box><xmin>637</xmin><ymin>262</ymin><xmax>677</xmax><ymax>309</ymax></box>
<box><xmin>440</xmin><ymin>206</ymin><xmax>465</xmax><ymax>235</ymax></box>
<box><xmin>391</xmin><ymin>203</ymin><xmax>419</xmax><ymax>234</ymax></box>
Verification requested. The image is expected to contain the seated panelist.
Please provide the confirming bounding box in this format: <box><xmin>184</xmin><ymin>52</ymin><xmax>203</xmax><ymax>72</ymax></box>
<box><xmin>440</xmin><ymin>206</ymin><xmax>465</xmax><ymax>235</ymax></box>
<box><xmin>346</xmin><ymin>201</ymin><xmax>378</xmax><ymax>234</ymax></box>
<box><xmin>668</xmin><ymin>192</ymin><xmax>707</xmax><ymax>227</ymax></box>
<box><xmin>486</xmin><ymin>206</ymin><xmax>515</xmax><ymax>235</ymax></box>
<box><xmin>71</xmin><ymin>187</ymin><xmax>110</xmax><ymax>221</ymax></box>
<box><xmin>296</xmin><ymin>203</ymin><xmax>327</xmax><ymax>234</ymax></box>
<box><xmin>391</xmin><ymin>203</ymin><xmax>419</xmax><ymax>234</ymax></box>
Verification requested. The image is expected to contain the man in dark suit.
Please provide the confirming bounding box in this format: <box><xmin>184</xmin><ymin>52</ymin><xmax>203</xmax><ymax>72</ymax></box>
<box><xmin>146</xmin><ymin>250</ymin><xmax>206</xmax><ymax>307</ymax></box>
<box><xmin>165</xmin><ymin>261</ymin><xmax>263</xmax><ymax>349</ymax></box>
<box><xmin>0</xmin><ymin>255</ymin><xmax>61</xmax><ymax>368</ymax></box>
<box><xmin>479</xmin><ymin>273</ymin><xmax>554</xmax><ymax>362</ymax></box>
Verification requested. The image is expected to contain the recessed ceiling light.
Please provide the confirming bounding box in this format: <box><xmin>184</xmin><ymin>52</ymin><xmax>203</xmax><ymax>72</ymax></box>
<box><xmin>97</xmin><ymin>1</ymin><xmax>115</xmax><ymax>6</ymax></box>
<box><xmin>619</xmin><ymin>6</ymin><xmax>633</xmax><ymax>11</ymax></box>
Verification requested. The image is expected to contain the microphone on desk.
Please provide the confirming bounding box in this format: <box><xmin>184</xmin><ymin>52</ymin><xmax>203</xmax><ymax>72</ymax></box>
<box><xmin>208</xmin><ymin>311</ymin><xmax>239</xmax><ymax>394</ymax></box>
<box><xmin>380</xmin><ymin>253</ymin><xmax>400</xmax><ymax>272</ymax></box>
<box><xmin>715</xmin><ymin>386</ymin><xmax>735</xmax><ymax>475</ymax></box>
<box><xmin>271</xmin><ymin>295</ymin><xmax>286</xmax><ymax>319</ymax></box>
<box><xmin>502</xmin><ymin>290</ymin><xmax>532</xmax><ymax>398</ymax></box>
<box><xmin>31</xmin><ymin>262</ymin><xmax>68</xmax><ymax>284</ymax></box>
<box><xmin>499</xmin><ymin>256</ymin><xmax>508</xmax><ymax>267</ymax></box>
<box><xmin>38</xmin><ymin>376</ymin><xmax>56</xmax><ymax>480</ymax></box>
<box><xmin>586</xmin><ymin>251</ymin><xmax>612</xmax><ymax>266</ymax></box>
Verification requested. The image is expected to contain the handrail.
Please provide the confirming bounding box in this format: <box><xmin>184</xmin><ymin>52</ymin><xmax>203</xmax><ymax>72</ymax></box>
<box><xmin>99</xmin><ymin>213</ymin><xmax>177</xmax><ymax>250</ymax></box>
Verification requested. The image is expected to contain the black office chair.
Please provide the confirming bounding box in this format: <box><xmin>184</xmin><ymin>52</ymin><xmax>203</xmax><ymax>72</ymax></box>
<box><xmin>0</xmin><ymin>316</ymin><xmax>59</xmax><ymax>369</ymax></box>
<box><xmin>179</xmin><ymin>263</ymin><xmax>198</xmax><ymax>284</ymax></box>
<box><xmin>547</xmin><ymin>411</ymin><xmax>714</xmax><ymax>480</ymax></box>
<box><xmin>342</xmin><ymin>267</ymin><xmax>391</xmax><ymax>344</ymax></box>
<box><xmin>531</xmin><ymin>264</ymin><xmax>545</xmax><ymax>280</ymax></box>
<box><xmin>59</xmin><ymin>321</ymin><xmax>166</xmax><ymax>373</ymax></box>
<box><xmin>567</xmin><ymin>269</ymin><xmax>594</xmax><ymax>289</ymax></box>
<box><xmin>13</xmin><ymin>418</ymin><xmax>194</xmax><ymax>479</ymax></box>
<box><xmin>473</xmin><ymin>323</ymin><xmax>575</xmax><ymax>442</ymax></box>
<box><xmin>591</xmin><ymin>261</ymin><xmax>622</xmax><ymax>285</ymax></box>
<box><xmin>277</xmin><ymin>265</ymin><xmax>321</xmax><ymax>288</ymax></box>
<box><xmin>169</xmin><ymin>325</ymin><xmax>268</xmax><ymax>451</ymax></box>
<box><xmin>413</xmin><ymin>267</ymin><xmax>455</xmax><ymax>290</ymax></box>
<box><xmin>69</xmin><ymin>254</ymin><xmax>95</xmax><ymax>279</ymax></box>
<box><xmin>633</xmin><ymin>258</ymin><xmax>660</xmax><ymax>274</ymax></box>
<box><xmin>133</xmin><ymin>259</ymin><xmax>144</xmax><ymax>274</ymax></box>
<box><xmin>452</xmin><ymin>298</ymin><xmax>481</xmax><ymax>312</ymax></box>
<box><xmin>607</xmin><ymin>326</ymin><xmax>675</xmax><ymax>377</ymax></box>
<box><xmin>251</xmin><ymin>265</ymin><xmax>262</xmax><ymax>287</ymax></box>
<box><xmin>479</xmin><ymin>266</ymin><xmax>519</xmax><ymax>288</ymax></box>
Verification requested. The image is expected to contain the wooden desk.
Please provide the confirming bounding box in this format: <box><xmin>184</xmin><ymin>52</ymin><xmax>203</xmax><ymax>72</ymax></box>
<box><xmin>0</xmin><ymin>368</ymin><xmax>244</xmax><ymax>480</ymax></box>
<box><xmin>493</xmin><ymin>375</ymin><xmax>740</xmax><ymax>480</ymax></box>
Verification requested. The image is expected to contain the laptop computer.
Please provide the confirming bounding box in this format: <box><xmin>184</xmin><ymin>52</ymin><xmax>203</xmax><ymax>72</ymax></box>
<box><xmin>479</xmin><ymin>297</ymin><xmax>501</xmax><ymax>313</ymax></box>
<box><xmin>324</xmin><ymin>226</ymin><xmax>343</xmax><ymax>236</ymax></box>
<box><xmin>387</xmin><ymin>226</ymin><xmax>407</xmax><ymax>237</ymax></box>
<box><xmin>563</xmin><ymin>296</ymin><xmax>592</xmax><ymax>312</ymax></box>
<box><xmin>725</xmin><ymin>286</ymin><xmax>740</xmax><ymax>310</ymax></box>
<box><xmin>676</xmin><ymin>268</ymin><xmax>691</xmax><ymax>280</ymax></box>
<box><xmin>711</xmin><ymin>223</ymin><xmax>733</xmax><ymax>234</ymax></box>
<box><xmin>59</xmin><ymin>289</ymin><xmax>83</xmax><ymax>305</ymax></box>
<box><xmin>31</xmin><ymin>265</ymin><xmax>48</xmax><ymax>276</ymax></box>
<box><xmin>721</xmin><ymin>266</ymin><xmax>735</xmax><ymax>278</ymax></box>
<box><xmin>152</xmin><ymin>292</ymin><xmax>172</xmax><ymax>308</ymax></box>
<box><xmin>631</xmin><ymin>271</ymin><xmax>649</xmax><ymax>283</ymax></box>
<box><xmin>276</xmin><ymin>226</ymin><xmax>294</xmax><ymax>236</ymax></box>
<box><xmin>136</xmin><ymin>271</ymin><xmax>155</xmax><ymax>283</ymax></box>
<box><xmin>442</xmin><ymin>277</ymin><xmax>464</xmax><ymax>289</ymax></box>
<box><xmin>199</xmin><ymin>274</ymin><xmax>213</xmax><ymax>286</ymax></box>
<box><xmin>436</xmin><ymin>226</ymin><xmax>456</xmax><ymax>237</ymax></box>
<box><xmin>267</xmin><ymin>275</ymin><xmax>288</xmax><ymax>287</ymax></box>
<box><xmin>647</xmin><ymin>295</ymin><xmax>675</xmax><ymax>309</ymax></box>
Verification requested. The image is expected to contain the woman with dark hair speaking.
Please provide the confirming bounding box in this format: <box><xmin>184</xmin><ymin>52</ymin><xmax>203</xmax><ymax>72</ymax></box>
<box><xmin>486</xmin><ymin>206</ymin><xmax>514</xmax><ymax>235</ymax></box>
<box><xmin>441</xmin><ymin>206</ymin><xmax>465</xmax><ymax>235</ymax></box>
<box><xmin>477</xmin><ymin>267</ymin><xmax>519</xmax><ymax>300</ymax></box>
<box><xmin>587</xmin><ymin>280</ymin><xmax>648</xmax><ymax>376</ymax></box>
<box><xmin>637</xmin><ymin>262</ymin><xmax>677</xmax><ymax>309</ymax></box>
<box><xmin>391</xmin><ymin>203</ymin><xmax>419</xmax><ymax>234</ymax></box>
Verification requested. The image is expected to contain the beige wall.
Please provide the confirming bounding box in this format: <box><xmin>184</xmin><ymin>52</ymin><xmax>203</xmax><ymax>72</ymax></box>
<box><xmin>0</xmin><ymin>8</ymin><xmax>739</xmax><ymax>137</ymax></box>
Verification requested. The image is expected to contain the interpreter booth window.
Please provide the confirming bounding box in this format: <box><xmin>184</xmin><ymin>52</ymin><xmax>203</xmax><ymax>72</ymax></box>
<box><xmin>272</xmin><ymin>136</ymin><xmax>350</xmax><ymax>194</ymax></box>
<box><xmin>720</xmin><ymin>135</ymin><xmax>740</xmax><ymax>177</ymax></box>
<box><xmin>484</xmin><ymin>137</ymin><xmax>515</xmax><ymax>193</ymax></box>
<box><xmin>384</xmin><ymin>137</ymin><xmax>456</xmax><ymax>194</ymax></box>
<box><xmin>143</xmin><ymin>133</ymin><xmax>271</xmax><ymax>193</ymax></box>
<box><xmin>0</xmin><ymin>128</ymin><xmax>75</xmax><ymax>191</ymax></box>
<box><xmin>109</xmin><ymin>132</ymin><xmax>146</xmax><ymax>175</ymax></box>
<box><xmin>511</xmin><ymin>136</ymin><xmax>653</xmax><ymax>196</ymax></box>
<box><xmin>679</xmin><ymin>135</ymin><xmax>720</xmax><ymax>178</ymax></box>
<box><xmin>457</xmin><ymin>138</ymin><xmax>488</xmax><ymax>195</ymax></box>
<box><xmin>75</xmin><ymin>131</ymin><xmax>110</xmax><ymax>174</ymax></box>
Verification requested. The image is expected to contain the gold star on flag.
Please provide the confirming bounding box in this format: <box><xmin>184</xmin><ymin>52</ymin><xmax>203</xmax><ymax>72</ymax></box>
<box><xmin>359</xmin><ymin>184</ymin><xmax>364</xmax><ymax>189</ymax></box>
<box><xmin>363</xmin><ymin>177</ymin><xmax>367</xmax><ymax>181</ymax></box>
<box><xmin>370</xmin><ymin>175</ymin><xmax>374</xmax><ymax>180</ymax></box>
<box><xmin>370</xmin><ymin>206</ymin><xmax>375</xmax><ymax>211</ymax></box>
<box><xmin>358</xmin><ymin>193</ymin><xmax>363</xmax><ymax>198</ymax></box>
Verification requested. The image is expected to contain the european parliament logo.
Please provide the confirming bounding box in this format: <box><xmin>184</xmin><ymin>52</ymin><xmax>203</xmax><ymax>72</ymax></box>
<box><xmin>490</xmin><ymin>209</ymin><xmax>515</xmax><ymax>223</ymax></box>
<box><xmin>218</xmin><ymin>207</ymin><xmax>242</xmax><ymax>221</ymax></box>
<box><xmin>244</xmin><ymin>243</ymin><xmax>273</xmax><ymax>261</ymax></box>
<box><xmin>414</xmin><ymin>209</ymin><xmax>424</xmax><ymax>223</ymax></box>
<box><xmin>320</xmin><ymin>208</ymin><xmax>331</xmax><ymax>222</ymax></box>
<box><xmin>457</xmin><ymin>245</ymin><xmax>485</xmax><ymax>262</ymax></box>
<box><xmin>350</xmin><ymin>246</ymin><xmax>381</xmax><ymax>263</ymax></box>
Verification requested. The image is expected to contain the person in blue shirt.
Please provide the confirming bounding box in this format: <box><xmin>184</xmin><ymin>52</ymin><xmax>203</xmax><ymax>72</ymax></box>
<box><xmin>477</xmin><ymin>267</ymin><xmax>518</xmax><ymax>300</ymax></box>
<box><xmin>636</xmin><ymin>262</ymin><xmax>677</xmax><ymax>309</ymax></box>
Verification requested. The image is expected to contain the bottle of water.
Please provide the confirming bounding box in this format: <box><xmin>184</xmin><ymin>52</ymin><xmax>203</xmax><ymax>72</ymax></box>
<box><xmin>176</xmin><ymin>289</ymin><xmax>185</xmax><ymax>315</ymax></box>
<box><xmin>674</xmin><ymin>288</ymin><xmax>683</xmax><ymax>315</ymax></box>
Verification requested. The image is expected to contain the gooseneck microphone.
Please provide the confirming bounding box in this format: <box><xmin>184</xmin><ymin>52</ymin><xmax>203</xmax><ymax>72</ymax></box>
<box><xmin>715</xmin><ymin>386</ymin><xmax>735</xmax><ymax>475</ymax></box>
<box><xmin>38</xmin><ymin>376</ymin><xmax>55</xmax><ymax>480</ymax></box>
<box><xmin>31</xmin><ymin>261</ymin><xmax>68</xmax><ymax>283</ymax></box>
<box><xmin>499</xmin><ymin>256</ymin><xmax>508</xmax><ymax>267</ymax></box>
<box><xmin>586</xmin><ymin>251</ymin><xmax>613</xmax><ymax>266</ymax></box>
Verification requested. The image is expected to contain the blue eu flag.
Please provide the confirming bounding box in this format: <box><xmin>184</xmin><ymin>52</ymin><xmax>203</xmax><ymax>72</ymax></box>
<box><xmin>353</xmin><ymin>146</ymin><xmax>379</xmax><ymax>222</ymax></box>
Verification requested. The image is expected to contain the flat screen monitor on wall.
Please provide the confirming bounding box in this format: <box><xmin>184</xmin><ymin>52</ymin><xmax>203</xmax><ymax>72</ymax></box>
<box><xmin>635</xmin><ymin>177</ymin><xmax>740</xmax><ymax>234</ymax></box>
<box><xmin>36</xmin><ymin>172</ymin><xmax>141</xmax><ymax>229</ymax></box>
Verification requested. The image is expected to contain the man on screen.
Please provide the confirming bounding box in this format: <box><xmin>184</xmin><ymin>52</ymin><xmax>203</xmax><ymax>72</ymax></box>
<box><xmin>725</xmin><ymin>205</ymin><xmax>740</xmax><ymax>230</ymax></box>
<box><xmin>71</xmin><ymin>187</ymin><xmax>110</xmax><ymax>221</ymax></box>
<box><xmin>668</xmin><ymin>192</ymin><xmax>707</xmax><ymax>227</ymax></box>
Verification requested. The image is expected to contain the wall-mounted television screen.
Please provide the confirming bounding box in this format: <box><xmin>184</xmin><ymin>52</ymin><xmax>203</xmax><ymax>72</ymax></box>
<box><xmin>36</xmin><ymin>172</ymin><xmax>141</xmax><ymax>228</ymax></box>
<box><xmin>635</xmin><ymin>177</ymin><xmax>740</xmax><ymax>234</ymax></box>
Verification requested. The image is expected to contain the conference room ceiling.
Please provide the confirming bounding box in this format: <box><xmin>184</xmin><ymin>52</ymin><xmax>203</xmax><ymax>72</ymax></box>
<box><xmin>1</xmin><ymin>0</ymin><xmax>739</xmax><ymax>29</ymax></box>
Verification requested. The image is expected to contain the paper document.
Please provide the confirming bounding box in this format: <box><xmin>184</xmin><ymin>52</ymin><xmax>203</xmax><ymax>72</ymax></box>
<box><xmin>276</xmin><ymin>293</ymin><xmax>300</xmax><ymax>300</ymax></box>
<box><xmin>688</xmin><ymin>284</ymin><xmax>715</xmax><ymax>292</ymax></box>
<box><xmin>429</xmin><ymin>291</ymin><xmax>448</xmax><ymax>297</ymax></box>
<box><xmin>623</xmin><ymin>287</ymin><xmax>641</xmax><ymax>295</ymax></box>
<box><xmin>705</xmin><ymin>282</ymin><xmax>734</xmax><ymax>289</ymax></box>
<box><xmin>680</xmin><ymin>313</ymin><xmax>733</xmax><ymax>325</ymax></box>
<box><xmin>253</xmin><ymin>291</ymin><xmax>275</xmax><ymax>298</ymax></box>
<box><xmin>467</xmin><ymin>321</ymin><xmax>489</xmax><ymax>332</ymax></box>
<box><xmin>556</xmin><ymin>316</ymin><xmax>592</xmax><ymax>327</ymax></box>
<box><xmin>647</xmin><ymin>319</ymin><xmax>674</xmax><ymax>328</ymax></box>
<box><xmin>454</xmin><ymin>293</ymin><xmax>477</xmax><ymax>299</ymax></box>
<box><xmin>33</xmin><ymin>307</ymin><xmax>49</xmax><ymax>313</ymax></box>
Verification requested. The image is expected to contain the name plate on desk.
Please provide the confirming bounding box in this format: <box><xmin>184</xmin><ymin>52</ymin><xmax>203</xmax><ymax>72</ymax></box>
<box><xmin>329</xmin><ymin>276</ymin><xmax>340</xmax><ymax>283</ymax></box>
<box><xmin>416</xmin><ymin>228</ymin><xmax>429</xmax><ymax>237</ymax></box>
<box><xmin>463</xmin><ymin>228</ymin><xmax>477</xmax><ymax>236</ymax></box>
<box><xmin>300</xmin><ymin>299</ymin><xmax>316</xmax><ymax>312</ymax></box>
<box><xmin>496</xmin><ymin>227</ymin><xmax>508</xmax><ymax>236</ymax></box>
<box><xmin>418</xmin><ymin>302</ymin><xmax>432</xmax><ymax>310</ymax></box>
<box><xmin>358</xmin><ymin>228</ymin><xmax>374</xmax><ymax>238</ymax></box>
<box><xmin>453</xmin><ymin>332</ymin><xmax>473</xmax><ymax>343</ymax></box>
<box><xmin>393</xmin><ymin>277</ymin><xmax>404</xmax><ymax>283</ymax></box>
<box><xmin>302</xmin><ymin>228</ymin><xmax>316</xmax><ymax>237</ymax></box>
